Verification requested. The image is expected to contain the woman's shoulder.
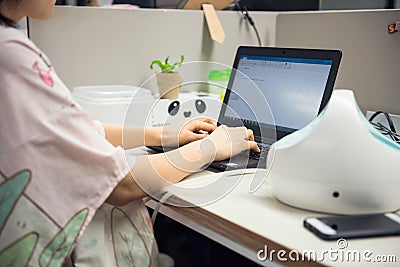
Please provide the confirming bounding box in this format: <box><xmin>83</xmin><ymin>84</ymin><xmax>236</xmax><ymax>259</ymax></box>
<box><xmin>0</xmin><ymin>26</ymin><xmax>42</xmax><ymax>70</ymax></box>
<box><xmin>0</xmin><ymin>25</ymin><xmax>28</xmax><ymax>43</ymax></box>
<box><xmin>0</xmin><ymin>25</ymin><xmax>41</xmax><ymax>52</ymax></box>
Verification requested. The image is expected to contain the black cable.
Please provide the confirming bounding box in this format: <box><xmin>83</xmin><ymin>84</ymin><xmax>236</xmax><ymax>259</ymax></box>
<box><xmin>236</xmin><ymin>1</ymin><xmax>262</xmax><ymax>46</ymax></box>
<box><xmin>370</xmin><ymin>122</ymin><xmax>400</xmax><ymax>143</ymax></box>
<box><xmin>369</xmin><ymin>111</ymin><xmax>400</xmax><ymax>144</ymax></box>
<box><xmin>27</xmin><ymin>17</ymin><xmax>30</xmax><ymax>39</ymax></box>
<box><xmin>175</xmin><ymin>0</ymin><xmax>187</xmax><ymax>9</ymax></box>
<box><xmin>252</xmin><ymin>23</ymin><xmax>262</xmax><ymax>47</ymax></box>
<box><xmin>368</xmin><ymin>111</ymin><xmax>396</xmax><ymax>133</ymax></box>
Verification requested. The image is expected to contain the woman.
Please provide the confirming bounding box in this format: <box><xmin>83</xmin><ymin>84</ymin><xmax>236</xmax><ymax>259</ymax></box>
<box><xmin>0</xmin><ymin>1</ymin><xmax>259</xmax><ymax>266</ymax></box>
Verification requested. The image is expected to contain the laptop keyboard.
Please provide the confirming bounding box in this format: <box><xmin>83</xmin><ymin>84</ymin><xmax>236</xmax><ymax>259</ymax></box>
<box><xmin>249</xmin><ymin>143</ymin><xmax>271</xmax><ymax>160</ymax></box>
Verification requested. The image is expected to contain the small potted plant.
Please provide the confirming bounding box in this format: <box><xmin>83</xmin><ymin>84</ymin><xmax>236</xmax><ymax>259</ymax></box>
<box><xmin>150</xmin><ymin>55</ymin><xmax>184</xmax><ymax>99</ymax></box>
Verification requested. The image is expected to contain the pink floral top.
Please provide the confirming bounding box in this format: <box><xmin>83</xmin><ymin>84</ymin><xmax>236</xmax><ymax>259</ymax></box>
<box><xmin>0</xmin><ymin>25</ymin><xmax>157</xmax><ymax>266</ymax></box>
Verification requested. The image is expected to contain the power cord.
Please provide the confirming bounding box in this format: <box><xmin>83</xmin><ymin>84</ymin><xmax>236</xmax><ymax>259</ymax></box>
<box><xmin>145</xmin><ymin>191</ymin><xmax>174</xmax><ymax>225</ymax></box>
<box><xmin>235</xmin><ymin>1</ymin><xmax>262</xmax><ymax>46</ymax></box>
<box><xmin>368</xmin><ymin>111</ymin><xmax>400</xmax><ymax>144</ymax></box>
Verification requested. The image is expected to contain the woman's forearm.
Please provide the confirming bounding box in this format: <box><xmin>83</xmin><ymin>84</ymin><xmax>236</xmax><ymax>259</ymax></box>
<box><xmin>106</xmin><ymin>139</ymin><xmax>215</xmax><ymax>205</ymax></box>
<box><xmin>106</xmin><ymin>125</ymin><xmax>258</xmax><ymax>206</ymax></box>
<box><xmin>103</xmin><ymin>123</ymin><xmax>163</xmax><ymax>148</ymax></box>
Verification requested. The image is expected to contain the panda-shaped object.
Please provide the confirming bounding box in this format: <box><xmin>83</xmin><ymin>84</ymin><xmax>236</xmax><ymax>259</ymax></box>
<box><xmin>148</xmin><ymin>92</ymin><xmax>222</xmax><ymax>127</ymax></box>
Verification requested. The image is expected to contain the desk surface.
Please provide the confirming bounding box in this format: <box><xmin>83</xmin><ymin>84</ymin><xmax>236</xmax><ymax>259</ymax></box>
<box><xmin>145</xmin><ymin>168</ymin><xmax>400</xmax><ymax>267</ymax></box>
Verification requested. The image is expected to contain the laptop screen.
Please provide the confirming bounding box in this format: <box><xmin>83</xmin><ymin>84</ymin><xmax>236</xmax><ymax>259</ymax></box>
<box><xmin>218</xmin><ymin>47</ymin><xmax>341</xmax><ymax>141</ymax></box>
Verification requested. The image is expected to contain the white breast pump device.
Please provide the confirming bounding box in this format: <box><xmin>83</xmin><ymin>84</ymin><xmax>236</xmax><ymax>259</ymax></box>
<box><xmin>267</xmin><ymin>89</ymin><xmax>400</xmax><ymax>214</ymax></box>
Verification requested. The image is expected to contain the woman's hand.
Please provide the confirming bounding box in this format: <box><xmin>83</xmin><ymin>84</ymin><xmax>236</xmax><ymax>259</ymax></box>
<box><xmin>203</xmin><ymin>125</ymin><xmax>260</xmax><ymax>161</ymax></box>
<box><xmin>160</xmin><ymin>118</ymin><xmax>217</xmax><ymax>147</ymax></box>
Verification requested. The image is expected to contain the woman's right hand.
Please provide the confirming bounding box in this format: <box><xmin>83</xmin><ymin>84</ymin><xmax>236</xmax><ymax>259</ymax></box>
<box><xmin>203</xmin><ymin>125</ymin><xmax>260</xmax><ymax>162</ymax></box>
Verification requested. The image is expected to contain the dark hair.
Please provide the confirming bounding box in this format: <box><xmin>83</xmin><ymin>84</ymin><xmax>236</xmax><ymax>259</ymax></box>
<box><xmin>0</xmin><ymin>0</ymin><xmax>16</xmax><ymax>26</ymax></box>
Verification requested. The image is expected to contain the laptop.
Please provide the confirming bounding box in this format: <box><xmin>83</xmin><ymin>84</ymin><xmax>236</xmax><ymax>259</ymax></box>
<box><xmin>149</xmin><ymin>46</ymin><xmax>342</xmax><ymax>171</ymax></box>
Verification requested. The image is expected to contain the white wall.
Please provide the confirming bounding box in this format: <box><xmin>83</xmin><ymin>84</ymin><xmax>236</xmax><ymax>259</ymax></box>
<box><xmin>30</xmin><ymin>7</ymin><xmax>400</xmax><ymax>114</ymax></box>
<box><xmin>29</xmin><ymin>7</ymin><xmax>277</xmax><ymax>93</ymax></box>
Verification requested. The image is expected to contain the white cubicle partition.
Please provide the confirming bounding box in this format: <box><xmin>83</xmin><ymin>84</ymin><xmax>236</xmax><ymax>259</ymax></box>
<box><xmin>30</xmin><ymin>7</ymin><xmax>400</xmax><ymax>114</ymax></box>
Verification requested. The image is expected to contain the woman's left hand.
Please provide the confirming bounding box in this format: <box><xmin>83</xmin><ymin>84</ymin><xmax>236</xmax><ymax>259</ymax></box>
<box><xmin>160</xmin><ymin>118</ymin><xmax>217</xmax><ymax>147</ymax></box>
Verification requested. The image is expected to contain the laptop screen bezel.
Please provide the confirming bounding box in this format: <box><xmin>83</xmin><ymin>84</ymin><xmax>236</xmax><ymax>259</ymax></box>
<box><xmin>217</xmin><ymin>46</ymin><xmax>342</xmax><ymax>142</ymax></box>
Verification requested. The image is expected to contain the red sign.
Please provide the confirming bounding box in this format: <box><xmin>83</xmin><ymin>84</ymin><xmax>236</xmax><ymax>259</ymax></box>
<box><xmin>388</xmin><ymin>23</ymin><xmax>397</xmax><ymax>34</ymax></box>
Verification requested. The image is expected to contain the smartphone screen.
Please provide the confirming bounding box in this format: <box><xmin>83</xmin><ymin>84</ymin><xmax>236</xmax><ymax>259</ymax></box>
<box><xmin>304</xmin><ymin>213</ymin><xmax>400</xmax><ymax>240</ymax></box>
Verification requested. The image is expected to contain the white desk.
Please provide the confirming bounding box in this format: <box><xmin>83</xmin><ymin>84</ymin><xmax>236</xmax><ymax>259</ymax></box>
<box><xmin>144</xmin><ymin>167</ymin><xmax>400</xmax><ymax>267</ymax></box>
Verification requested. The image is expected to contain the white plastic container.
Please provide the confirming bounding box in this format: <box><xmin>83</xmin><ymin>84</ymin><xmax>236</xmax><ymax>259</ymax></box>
<box><xmin>72</xmin><ymin>85</ymin><xmax>154</xmax><ymax>126</ymax></box>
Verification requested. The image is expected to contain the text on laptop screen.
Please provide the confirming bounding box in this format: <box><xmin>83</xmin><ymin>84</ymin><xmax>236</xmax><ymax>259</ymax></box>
<box><xmin>224</xmin><ymin>55</ymin><xmax>333</xmax><ymax>132</ymax></box>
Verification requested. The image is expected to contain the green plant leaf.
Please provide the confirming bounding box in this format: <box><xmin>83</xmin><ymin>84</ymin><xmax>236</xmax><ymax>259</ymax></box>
<box><xmin>39</xmin><ymin>209</ymin><xmax>88</xmax><ymax>267</ymax></box>
<box><xmin>163</xmin><ymin>63</ymin><xmax>173</xmax><ymax>73</ymax></box>
<box><xmin>0</xmin><ymin>170</ymin><xmax>31</xmax><ymax>231</ymax></box>
<box><xmin>0</xmin><ymin>232</ymin><xmax>38</xmax><ymax>267</ymax></box>
<box><xmin>150</xmin><ymin>55</ymin><xmax>185</xmax><ymax>73</ymax></box>
<box><xmin>149</xmin><ymin>60</ymin><xmax>163</xmax><ymax>70</ymax></box>
<box><xmin>170</xmin><ymin>55</ymin><xmax>185</xmax><ymax>71</ymax></box>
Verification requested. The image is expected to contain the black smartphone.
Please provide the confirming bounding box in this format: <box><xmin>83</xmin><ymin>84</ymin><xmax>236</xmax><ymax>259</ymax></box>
<box><xmin>304</xmin><ymin>213</ymin><xmax>400</xmax><ymax>240</ymax></box>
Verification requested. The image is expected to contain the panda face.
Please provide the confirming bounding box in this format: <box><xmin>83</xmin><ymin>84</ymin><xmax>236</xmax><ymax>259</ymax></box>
<box><xmin>149</xmin><ymin>95</ymin><xmax>221</xmax><ymax>127</ymax></box>
<box><xmin>167</xmin><ymin>99</ymin><xmax>206</xmax><ymax>118</ymax></box>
